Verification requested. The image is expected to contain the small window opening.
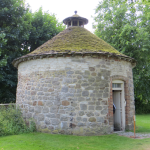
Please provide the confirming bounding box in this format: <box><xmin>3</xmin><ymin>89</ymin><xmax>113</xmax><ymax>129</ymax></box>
<box><xmin>68</xmin><ymin>21</ymin><xmax>71</xmax><ymax>27</ymax></box>
<box><xmin>79</xmin><ymin>21</ymin><xmax>83</xmax><ymax>27</ymax></box>
<box><xmin>112</xmin><ymin>83</ymin><xmax>121</xmax><ymax>88</ymax></box>
<box><xmin>73</xmin><ymin>21</ymin><xmax>77</xmax><ymax>26</ymax></box>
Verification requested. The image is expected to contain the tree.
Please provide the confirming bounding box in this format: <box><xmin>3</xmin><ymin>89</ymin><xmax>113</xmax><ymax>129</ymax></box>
<box><xmin>0</xmin><ymin>0</ymin><xmax>65</xmax><ymax>103</ymax></box>
<box><xmin>0</xmin><ymin>33</ymin><xmax>7</xmax><ymax>68</ymax></box>
<box><xmin>27</xmin><ymin>7</ymin><xmax>65</xmax><ymax>52</ymax></box>
<box><xmin>94</xmin><ymin>0</ymin><xmax>150</xmax><ymax>105</ymax></box>
<box><xmin>0</xmin><ymin>0</ymin><xmax>31</xmax><ymax>103</ymax></box>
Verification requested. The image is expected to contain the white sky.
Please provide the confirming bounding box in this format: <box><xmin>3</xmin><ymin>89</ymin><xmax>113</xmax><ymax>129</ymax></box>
<box><xmin>25</xmin><ymin>0</ymin><xmax>101</xmax><ymax>33</ymax></box>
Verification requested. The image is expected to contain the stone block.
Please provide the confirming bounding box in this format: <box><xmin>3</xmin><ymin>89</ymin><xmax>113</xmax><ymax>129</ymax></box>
<box><xmin>61</xmin><ymin>86</ymin><xmax>68</xmax><ymax>93</ymax></box>
<box><xmin>101</xmin><ymin>109</ymin><xmax>108</xmax><ymax>115</ymax></box>
<box><xmin>29</xmin><ymin>107</ymin><xmax>34</xmax><ymax>112</ymax></box>
<box><xmin>96</xmin><ymin>101</ymin><xmax>100</xmax><ymax>105</ymax></box>
<box><xmin>85</xmin><ymin>86</ymin><xmax>93</xmax><ymax>90</ymax></box>
<box><xmin>82</xmin><ymin>91</ymin><xmax>89</xmax><ymax>97</ymax></box>
<box><xmin>50</xmin><ymin>105</ymin><xmax>58</xmax><ymax>113</ymax></box>
<box><xmin>96</xmin><ymin>106</ymin><xmax>102</xmax><ymax>110</ymax></box>
<box><xmin>38</xmin><ymin>114</ymin><xmax>44</xmax><ymax>121</ymax></box>
<box><xmin>83</xmin><ymin>118</ymin><xmax>87</xmax><ymax>122</ymax></box>
<box><xmin>51</xmin><ymin>119</ymin><xmax>60</xmax><ymax>125</ymax></box>
<box><xmin>96</xmin><ymin>93</ymin><xmax>102</xmax><ymax>98</ymax></box>
<box><xmin>31</xmin><ymin>91</ymin><xmax>36</xmax><ymax>95</ymax></box>
<box><xmin>62</xmin><ymin>100</ymin><xmax>70</xmax><ymax>106</ymax></box>
<box><xmin>79</xmin><ymin>111</ymin><xmax>84</xmax><ymax>116</ymax></box>
<box><xmin>89</xmin><ymin>117</ymin><xmax>96</xmax><ymax>122</ymax></box>
<box><xmin>43</xmin><ymin>87</ymin><xmax>48</xmax><ymax>92</ymax></box>
<box><xmin>46</xmin><ymin>113</ymin><xmax>55</xmax><ymax>118</ymax></box>
<box><xmin>88</xmin><ymin>78</ymin><xmax>95</xmax><ymax>82</ymax></box>
<box><xmin>88</xmin><ymin>106</ymin><xmax>94</xmax><ymax>110</ymax></box>
<box><xmin>60</xmin><ymin>115</ymin><xmax>68</xmax><ymax>121</ymax></box>
<box><xmin>35</xmin><ymin>106</ymin><xmax>41</xmax><ymax>113</ymax></box>
<box><xmin>37</xmin><ymin>91</ymin><xmax>44</xmax><ymax>95</ymax></box>
<box><xmin>97</xmin><ymin>117</ymin><xmax>104</xmax><ymax>123</ymax></box>
<box><xmin>89</xmin><ymin>67</ymin><xmax>95</xmax><ymax>71</ymax></box>
<box><xmin>38</xmin><ymin>101</ymin><xmax>43</xmax><ymax>106</ymax></box>
<box><xmin>48</xmin><ymin>126</ymin><xmax>54</xmax><ymax>130</ymax></box>
<box><xmin>63</xmin><ymin>78</ymin><xmax>72</xmax><ymax>84</ymax></box>
<box><xmin>76</xmin><ymin>84</ymin><xmax>81</xmax><ymax>89</ymax></box>
<box><xmin>46</xmin><ymin>101</ymin><xmax>53</xmax><ymax>107</ymax></box>
<box><xmin>84</xmin><ymin>71</ymin><xmax>90</xmax><ymax>75</ymax></box>
<box><xmin>37</xmin><ymin>96</ymin><xmax>43</xmax><ymax>100</ymax></box>
<box><xmin>75</xmin><ymin>70</ymin><xmax>82</xmax><ymax>74</ymax></box>
<box><xmin>103</xmin><ymin>93</ymin><xmax>108</xmax><ymax>98</ymax></box>
<box><xmin>66</xmin><ymin>71</ymin><xmax>74</xmax><ymax>74</ymax></box>
<box><xmin>71</xmin><ymin>102</ymin><xmax>77</xmax><ymax>107</ymax></box>
<box><xmin>33</xmin><ymin>101</ymin><xmax>37</xmax><ymax>106</ymax></box>
<box><xmin>81</xmin><ymin>83</ymin><xmax>89</xmax><ymax>86</ymax></box>
<box><xmin>43</xmin><ymin>107</ymin><xmax>49</xmax><ymax>113</ymax></box>
<box><xmin>45</xmin><ymin>118</ymin><xmax>50</xmax><ymax>125</ymax></box>
<box><xmin>77</xmin><ymin>122</ymin><xmax>85</xmax><ymax>127</ymax></box>
<box><xmin>80</xmin><ymin>104</ymin><xmax>87</xmax><ymax>110</ymax></box>
<box><xmin>86</xmin><ymin>112</ymin><xmax>94</xmax><ymax>117</ymax></box>
<box><xmin>101</xmin><ymin>100</ymin><xmax>107</xmax><ymax>105</ymax></box>
<box><xmin>76</xmin><ymin>89</ymin><xmax>82</xmax><ymax>93</ymax></box>
<box><xmin>43</xmin><ymin>96</ymin><xmax>48</xmax><ymax>100</ymax></box>
<box><xmin>61</xmin><ymin>122</ymin><xmax>68</xmax><ymax>129</ymax></box>
<box><xmin>76</xmin><ymin>117</ymin><xmax>82</xmax><ymax>121</ymax></box>
<box><xmin>68</xmin><ymin>88</ymin><xmax>76</xmax><ymax>93</ymax></box>
<box><xmin>95</xmin><ymin>77</ymin><xmax>101</xmax><ymax>82</ymax></box>
<box><xmin>91</xmin><ymin>72</ymin><xmax>96</xmax><ymax>76</ymax></box>
<box><xmin>70</xmin><ymin>123</ymin><xmax>76</xmax><ymax>128</ymax></box>
<box><xmin>88</xmin><ymin>102</ymin><xmax>95</xmax><ymax>105</ymax></box>
<box><xmin>66</xmin><ymin>106</ymin><xmax>75</xmax><ymax>111</ymax></box>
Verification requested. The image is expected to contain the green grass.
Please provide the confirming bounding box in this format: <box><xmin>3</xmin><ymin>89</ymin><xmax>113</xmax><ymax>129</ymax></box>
<box><xmin>0</xmin><ymin>114</ymin><xmax>150</xmax><ymax>150</ymax></box>
<box><xmin>0</xmin><ymin>132</ymin><xmax>150</xmax><ymax>150</ymax></box>
<box><xmin>136</xmin><ymin>114</ymin><xmax>150</xmax><ymax>133</ymax></box>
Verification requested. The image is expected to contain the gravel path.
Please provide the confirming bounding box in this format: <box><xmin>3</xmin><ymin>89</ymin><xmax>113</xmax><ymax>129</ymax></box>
<box><xmin>114</xmin><ymin>131</ymin><xmax>150</xmax><ymax>139</ymax></box>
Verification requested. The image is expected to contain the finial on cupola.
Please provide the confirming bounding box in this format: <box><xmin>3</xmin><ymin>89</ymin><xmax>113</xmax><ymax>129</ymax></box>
<box><xmin>74</xmin><ymin>10</ymin><xmax>77</xmax><ymax>14</ymax></box>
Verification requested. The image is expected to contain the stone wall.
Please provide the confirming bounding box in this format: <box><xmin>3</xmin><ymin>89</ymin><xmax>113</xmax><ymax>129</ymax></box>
<box><xmin>16</xmin><ymin>55</ymin><xmax>134</xmax><ymax>135</ymax></box>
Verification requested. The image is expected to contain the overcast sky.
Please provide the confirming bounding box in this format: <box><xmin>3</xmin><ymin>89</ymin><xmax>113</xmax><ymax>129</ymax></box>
<box><xmin>25</xmin><ymin>0</ymin><xmax>101</xmax><ymax>32</ymax></box>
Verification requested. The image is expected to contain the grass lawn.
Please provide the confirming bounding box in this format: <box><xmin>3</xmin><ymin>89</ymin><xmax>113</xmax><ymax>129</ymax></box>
<box><xmin>136</xmin><ymin>114</ymin><xmax>150</xmax><ymax>133</ymax></box>
<box><xmin>0</xmin><ymin>133</ymin><xmax>150</xmax><ymax>150</ymax></box>
<box><xmin>0</xmin><ymin>114</ymin><xmax>150</xmax><ymax>150</ymax></box>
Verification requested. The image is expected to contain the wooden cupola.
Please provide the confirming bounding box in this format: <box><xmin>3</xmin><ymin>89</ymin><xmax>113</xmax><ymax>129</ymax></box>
<box><xmin>63</xmin><ymin>11</ymin><xmax>88</xmax><ymax>28</ymax></box>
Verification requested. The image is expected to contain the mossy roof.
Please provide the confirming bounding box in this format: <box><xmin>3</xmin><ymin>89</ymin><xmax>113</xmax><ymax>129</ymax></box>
<box><xmin>29</xmin><ymin>26</ymin><xmax>125</xmax><ymax>56</ymax></box>
<box><xmin>12</xmin><ymin>26</ymin><xmax>136</xmax><ymax>68</ymax></box>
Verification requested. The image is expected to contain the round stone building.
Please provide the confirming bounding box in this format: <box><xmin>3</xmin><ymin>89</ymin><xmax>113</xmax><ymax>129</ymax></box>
<box><xmin>12</xmin><ymin>12</ymin><xmax>136</xmax><ymax>135</ymax></box>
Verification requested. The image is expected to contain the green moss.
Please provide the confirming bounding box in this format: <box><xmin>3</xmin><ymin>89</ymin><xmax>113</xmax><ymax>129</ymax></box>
<box><xmin>29</xmin><ymin>26</ymin><xmax>125</xmax><ymax>56</ymax></box>
<box><xmin>52</xmin><ymin>130</ymin><xmax>59</xmax><ymax>134</ymax></box>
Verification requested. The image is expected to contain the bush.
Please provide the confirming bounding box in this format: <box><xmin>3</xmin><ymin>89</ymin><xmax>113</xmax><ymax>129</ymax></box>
<box><xmin>0</xmin><ymin>104</ymin><xmax>36</xmax><ymax>136</ymax></box>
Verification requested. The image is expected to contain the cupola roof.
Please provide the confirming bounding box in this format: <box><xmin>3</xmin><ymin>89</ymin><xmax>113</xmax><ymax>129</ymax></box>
<box><xmin>63</xmin><ymin>11</ymin><xmax>88</xmax><ymax>28</ymax></box>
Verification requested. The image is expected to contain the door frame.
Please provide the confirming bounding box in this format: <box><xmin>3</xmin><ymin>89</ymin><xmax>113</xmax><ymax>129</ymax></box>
<box><xmin>112</xmin><ymin>80</ymin><xmax>126</xmax><ymax>131</ymax></box>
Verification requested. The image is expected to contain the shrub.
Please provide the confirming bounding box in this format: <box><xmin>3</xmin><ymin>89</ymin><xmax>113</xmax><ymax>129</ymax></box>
<box><xmin>0</xmin><ymin>104</ymin><xmax>36</xmax><ymax>136</ymax></box>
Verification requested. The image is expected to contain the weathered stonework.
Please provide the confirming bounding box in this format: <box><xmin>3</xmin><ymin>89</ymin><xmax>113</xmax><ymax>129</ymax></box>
<box><xmin>16</xmin><ymin>55</ymin><xmax>135</xmax><ymax>135</ymax></box>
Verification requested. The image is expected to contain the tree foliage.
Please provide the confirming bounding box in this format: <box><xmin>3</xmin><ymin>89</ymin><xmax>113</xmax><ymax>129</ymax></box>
<box><xmin>0</xmin><ymin>0</ymin><xmax>65</xmax><ymax>103</ymax></box>
<box><xmin>94</xmin><ymin>0</ymin><xmax>150</xmax><ymax>104</ymax></box>
<box><xmin>0</xmin><ymin>33</ymin><xmax>7</xmax><ymax>68</ymax></box>
<box><xmin>25</xmin><ymin>7</ymin><xmax>65</xmax><ymax>52</ymax></box>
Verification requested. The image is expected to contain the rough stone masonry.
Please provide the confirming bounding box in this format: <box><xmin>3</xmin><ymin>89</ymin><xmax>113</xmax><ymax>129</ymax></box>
<box><xmin>16</xmin><ymin>55</ymin><xmax>135</xmax><ymax>135</ymax></box>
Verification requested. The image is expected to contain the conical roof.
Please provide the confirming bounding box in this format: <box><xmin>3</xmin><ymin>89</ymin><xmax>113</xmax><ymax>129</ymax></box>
<box><xmin>30</xmin><ymin>26</ymin><xmax>122</xmax><ymax>55</ymax></box>
<box><xmin>12</xmin><ymin>26</ymin><xmax>135</xmax><ymax>68</ymax></box>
